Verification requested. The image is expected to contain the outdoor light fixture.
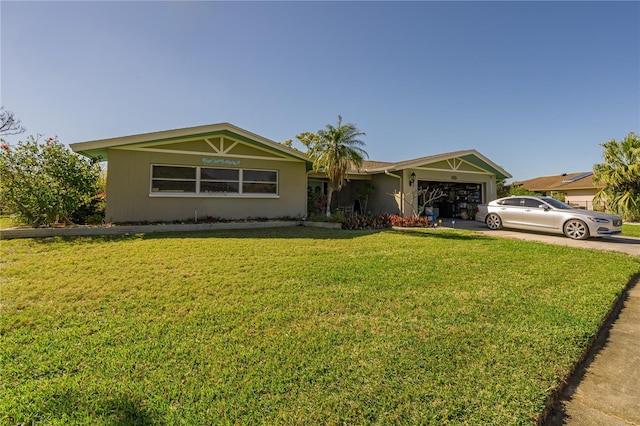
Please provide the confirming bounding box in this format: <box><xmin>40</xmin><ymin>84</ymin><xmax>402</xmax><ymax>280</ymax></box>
<box><xmin>409</xmin><ymin>172</ymin><xmax>416</xmax><ymax>186</ymax></box>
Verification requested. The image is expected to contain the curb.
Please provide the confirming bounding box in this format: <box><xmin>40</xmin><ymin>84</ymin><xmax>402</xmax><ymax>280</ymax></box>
<box><xmin>0</xmin><ymin>220</ymin><xmax>345</xmax><ymax>240</ymax></box>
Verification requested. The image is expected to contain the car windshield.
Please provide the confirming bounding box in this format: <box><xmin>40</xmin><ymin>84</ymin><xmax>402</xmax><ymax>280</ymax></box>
<box><xmin>540</xmin><ymin>197</ymin><xmax>573</xmax><ymax>210</ymax></box>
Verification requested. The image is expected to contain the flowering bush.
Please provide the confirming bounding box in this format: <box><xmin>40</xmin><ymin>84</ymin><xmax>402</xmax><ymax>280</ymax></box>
<box><xmin>389</xmin><ymin>215</ymin><xmax>434</xmax><ymax>228</ymax></box>
<box><xmin>0</xmin><ymin>136</ymin><xmax>102</xmax><ymax>227</ymax></box>
<box><xmin>341</xmin><ymin>214</ymin><xmax>392</xmax><ymax>230</ymax></box>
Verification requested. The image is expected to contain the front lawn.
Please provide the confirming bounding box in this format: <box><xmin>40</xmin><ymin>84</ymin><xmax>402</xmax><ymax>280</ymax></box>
<box><xmin>1</xmin><ymin>227</ymin><xmax>638</xmax><ymax>424</ymax></box>
<box><xmin>0</xmin><ymin>215</ymin><xmax>20</xmax><ymax>229</ymax></box>
<box><xmin>623</xmin><ymin>223</ymin><xmax>640</xmax><ymax>238</ymax></box>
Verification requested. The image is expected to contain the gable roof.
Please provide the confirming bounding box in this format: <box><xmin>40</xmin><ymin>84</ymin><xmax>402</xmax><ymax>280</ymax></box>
<box><xmin>361</xmin><ymin>160</ymin><xmax>394</xmax><ymax>170</ymax></box>
<box><xmin>70</xmin><ymin>123</ymin><xmax>311</xmax><ymax>165</ymax></box>
<box><xmin>514</xmin><ymin>172</ymin><xmax>601</xmax><ymax>191</ymax></box>
<box><xmin>360</xmin><ymin>149</ymin><xmax>512</xmax><ymax>180</ymax></box>
<box><xmin>71</xmin><ymin>125</ymin><xmax>511</xmax><ymax>180</ymax></box>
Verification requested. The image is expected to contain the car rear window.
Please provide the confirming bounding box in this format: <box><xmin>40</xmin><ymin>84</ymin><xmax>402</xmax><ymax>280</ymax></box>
<box><xmin>501</xmin><ymin>198</ymin><xmax>522</xmax><ymax>206</ymax></box>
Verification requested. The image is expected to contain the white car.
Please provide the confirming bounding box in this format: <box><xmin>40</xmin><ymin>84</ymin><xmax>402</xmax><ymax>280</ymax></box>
<box><xmin>475</xmin><ymin>196</ymin><xmax>623</xmax><ymax>240</ymax></box>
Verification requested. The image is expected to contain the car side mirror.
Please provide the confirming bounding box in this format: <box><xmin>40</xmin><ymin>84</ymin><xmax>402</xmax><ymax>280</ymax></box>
<box><xmin>539</xmin><ymin>204</ymin><xmax>549</xmax><ymax>210</ymax></box>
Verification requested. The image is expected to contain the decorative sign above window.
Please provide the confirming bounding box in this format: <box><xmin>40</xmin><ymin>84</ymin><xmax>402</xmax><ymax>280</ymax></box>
<box><xmin>202</xmin><ymin>157</ymin><xmax>240</xmax><ymax>166</ymax></box>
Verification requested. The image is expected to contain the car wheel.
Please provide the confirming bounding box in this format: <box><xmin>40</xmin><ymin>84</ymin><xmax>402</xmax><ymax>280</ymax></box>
<box><xmin>486</xmin><ymin>213</ymin><xmax>503</xmax><ymax>230</ymax></box>
<box><xmin>564</xmin><ymin>219</ymin><xmax>589</xmax><ymax>240</ymax></box>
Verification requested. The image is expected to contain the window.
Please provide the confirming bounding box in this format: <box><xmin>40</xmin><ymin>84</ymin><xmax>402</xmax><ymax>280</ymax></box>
<box><xmin>523</xmin><ymin>198</ymin><xmax>542</xmax><ymax>208</ymax></box>
<box><xmin>151</xmin><ymin>166</ymin><xmax>196</xmax><ymax>193</ymax></box>
<box><xmin>200</xmin><ymin>168</ymin><xmax>239</xmax><ymax>193</ymax></box>
<box><xmin>150</xmin><ymin>165</ymin><xmax>278</xmax><ymax>196</ymax></box>
<box><xmin>243</xmin><ymin>170</ymin><xmax>277</xmax><ymax>194</ymax></box>
<box><xmin>501</xmin><ymin>198</ymin><xmax>522</xmax><ymax>206</ymax></box>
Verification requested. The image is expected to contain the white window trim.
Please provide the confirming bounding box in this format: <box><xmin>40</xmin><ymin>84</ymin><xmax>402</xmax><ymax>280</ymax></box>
<box><xmin>149</xmin><ymin>164</ymin><xmax>279</xmax><ymax>198</ymax></box>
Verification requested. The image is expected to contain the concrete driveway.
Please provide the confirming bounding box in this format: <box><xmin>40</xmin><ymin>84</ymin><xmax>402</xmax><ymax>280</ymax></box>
<box><xmin>441</xmin><ymin>219</ymin><xmax>640</xmax><ymax>256</ymax></box>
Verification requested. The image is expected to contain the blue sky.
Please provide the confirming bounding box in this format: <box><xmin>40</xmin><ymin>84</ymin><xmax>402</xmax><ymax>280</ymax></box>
<box><xmin>2</xmin><ymin>1</ymin><xmax>638</xmax><ymax>181</ymax></box>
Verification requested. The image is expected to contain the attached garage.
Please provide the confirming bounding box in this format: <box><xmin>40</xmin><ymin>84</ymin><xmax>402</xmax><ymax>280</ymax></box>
<box><xmin>358</xmin><ymin>150</ymin><xmax>511</xmax><ymax>218</ymax></box>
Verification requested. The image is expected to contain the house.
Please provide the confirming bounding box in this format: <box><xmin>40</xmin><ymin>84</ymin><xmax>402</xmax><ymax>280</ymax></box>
<box><xmin>71</xmin><ymin>123</ymin><xmax>511</xmax><ymax>223</ymax></box>
<box><xmin>512</xmin><ymin>172</ymin><xmax>603</xmax><ymax>210</ymax></box>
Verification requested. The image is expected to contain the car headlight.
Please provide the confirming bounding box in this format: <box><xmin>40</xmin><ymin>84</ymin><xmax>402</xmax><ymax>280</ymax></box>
<box><xmin>587</xmin><ymin>217</ymin><xmax>610</xmax><ymax>224</ymax></box>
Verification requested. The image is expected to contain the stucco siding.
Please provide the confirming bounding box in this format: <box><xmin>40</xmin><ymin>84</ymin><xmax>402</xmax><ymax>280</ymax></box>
<box><xmin>565</xmin><ymin>189</ymin><xmax>600</xmax><ymax>209</ymax></box>
<box><xmin>369</xmin><ymin>174</ymin><xmax>402</xmax><ymax>215</ymax></box>
<box><xmin>105</xmin><ymin>149</ymin><xmax>307</xmax><ymax>223</ymax></box>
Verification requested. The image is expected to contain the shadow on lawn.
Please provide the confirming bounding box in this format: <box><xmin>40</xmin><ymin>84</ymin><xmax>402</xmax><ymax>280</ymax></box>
<box><xmin>16</xmin><ymin>389</ymin><xmax>159</xmax><ymax>425</ymax></box>
<box><xmin>387</xmin><ymin>227</ymin><xmax>489</xmax><ymax>241</ymax></box>
<box><xmin>137</xmin><ymin>226</ymin><xmax>490</xmax><ymax>242</ymax></box>
<box><xmin>105</xmin><ymin>395</ymin><xmax>158</xmax><ymax>426</ymax></box>
<box><xmin>28</xmin><ymin>224</ymin><xmax>490</xmax><ymax>244</ymax></box>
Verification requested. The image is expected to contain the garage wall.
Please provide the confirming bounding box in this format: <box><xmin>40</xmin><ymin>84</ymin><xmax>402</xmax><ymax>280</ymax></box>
<box><xmin>105</xmin><ymin>149</ymin><xmax>307</xmax><ymax>223</ymax></box>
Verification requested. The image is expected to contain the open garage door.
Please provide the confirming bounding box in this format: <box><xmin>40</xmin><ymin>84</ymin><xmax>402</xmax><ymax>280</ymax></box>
<box><xmin>418</xmin><ymin>181</ymin><xmax>483</xmax><ymax>219</ymax></box>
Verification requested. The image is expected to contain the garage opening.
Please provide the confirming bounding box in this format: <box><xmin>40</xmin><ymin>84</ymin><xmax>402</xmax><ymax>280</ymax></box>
<box><xmin>418</xmin><ymin>181</ymin><xmax>483</xmax><ymax>219</ymax></box>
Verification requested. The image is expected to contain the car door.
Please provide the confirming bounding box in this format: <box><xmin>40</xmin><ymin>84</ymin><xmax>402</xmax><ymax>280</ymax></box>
<box><xmin>521</xmin><ymin>198</ymin><xmax>558</xmax><ymax>230</ymax></box>
<box><xmin>497</xmin><ymin>197</ymin><xmax>525</xmax><ymax>226</ymax></box>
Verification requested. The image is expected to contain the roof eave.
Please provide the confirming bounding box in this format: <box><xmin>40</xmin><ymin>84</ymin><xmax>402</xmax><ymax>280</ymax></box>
<box><xmin>70</xmin><ymin>123</ymin><xmax>311</xmax><ymax>165</ymax></box>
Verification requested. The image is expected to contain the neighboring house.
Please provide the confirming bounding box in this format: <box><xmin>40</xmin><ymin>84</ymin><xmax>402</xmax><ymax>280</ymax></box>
<box><xmin>71</xmin><ymin>123</ymin><xmax>511</xmax><ymax>223</ymax></box>
<box><xmin>512</xmin><ymin>172</ymin><xmax>603</xmax><ymax>210</ymax></box>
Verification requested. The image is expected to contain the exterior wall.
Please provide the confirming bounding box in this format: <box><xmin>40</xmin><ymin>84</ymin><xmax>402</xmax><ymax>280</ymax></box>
<box><xmin>565</xmin><ymin>189</ymin><xmax>600</xmax><ymax>210</ymax></box>
<box><xmin>368</xmin><ymin>173</ymin><xmax>402</xmax><ymax>215</ymax></box>
<box><xmin>105</xmin><ymin>149</ymin><xmax>307</xmax><ymax>223</ymax></box>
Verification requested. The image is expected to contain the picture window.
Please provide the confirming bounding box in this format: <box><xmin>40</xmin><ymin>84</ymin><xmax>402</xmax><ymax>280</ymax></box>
<box><xmin>150</xmin><ymin>165</ymin><xmax>278</xmax><ymax>196</ymax></box>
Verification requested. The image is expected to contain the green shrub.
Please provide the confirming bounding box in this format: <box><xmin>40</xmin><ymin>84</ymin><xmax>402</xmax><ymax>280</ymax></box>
<box><xmin>0</xmin><ymin>136</ymin><xmax>101</xmax><ymax>227</ymax></box>
<box><xmin>341</xmin><ymin>214</ymin><xmax>392</xmax><ymax>230</ymax></box>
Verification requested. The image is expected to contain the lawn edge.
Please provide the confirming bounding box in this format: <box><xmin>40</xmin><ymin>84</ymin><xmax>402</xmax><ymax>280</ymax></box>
<box><xmin>541</xmin><ymin>272</ymin><xmax>640</xmax><ymax>425</ymax></box>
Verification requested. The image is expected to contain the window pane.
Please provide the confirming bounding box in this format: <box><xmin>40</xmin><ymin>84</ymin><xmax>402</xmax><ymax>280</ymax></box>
<box><xmin>503</xmin><ymin>198</ymin><xmax>522</xmax><ymax>206</ymax></box>
<box><xmin>153</xmin><ymin>166</ymin><xmax>196</xmax><ymax>179</ymax></box>
<box><xmin>151</xmin><ymin>180</ymin><xmax>196</xmax><ymax>192</ymax></box>
<box><xmin>201</xmin><ymin>168</ymin><xmax>239</xmax><ymax>181</ymax></box>
<box><xmin>243</xmin><ymin>183</ymin><xmax>277</xmax><ymax>194</ymax></box>
<box><xmin>201</xmin><ymin>181</ymin><xmax>239</xmax><ymax>193</ymax></box>
<box><xmin>244</xmin><ymin>170</ymin><xmax>277</xmax><ymax>182</ymax></box>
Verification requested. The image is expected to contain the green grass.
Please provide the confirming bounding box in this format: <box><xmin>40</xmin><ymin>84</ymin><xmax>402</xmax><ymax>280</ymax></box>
<box><xmin>0</xmin><ymin>215</ymin><xmax>21</xmax><ymax>229</ymax></box>
<box><xmin>1</xmin><ymin>227</ymin><xmax>638</xmax><ymax>425</ymax></box>
<box><xmin>623</xmin><ymin>223</ymin><xmax>640</xmax><ymax>238</ymax></box>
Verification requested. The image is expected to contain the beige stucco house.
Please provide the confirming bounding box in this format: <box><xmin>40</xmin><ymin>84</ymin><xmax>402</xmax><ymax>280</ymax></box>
<box><xmin>71</xmin><ymin>123</ymin><xmax>511</xmax><ymax>223</ymax></box>
<box><xmin>512</xmin><ymin>172</ymin><xmax>602</xmax><ymax>210</ymax></box>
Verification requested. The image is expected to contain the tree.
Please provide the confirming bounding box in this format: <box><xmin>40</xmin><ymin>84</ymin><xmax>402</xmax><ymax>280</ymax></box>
<box><xmin>0</xmin><ymin>136</ymin><xmax>102</xmax><ymax>227</ymax></box>
<box><xmin>0</xmin><ymin>107</ymin><xmax>26</xmax><ymax>137</ymax></box>
<box><xmin>306</xmin><ymin>116</ymin><xmax>368</xmax><ymax>217</ymax></box>
<box><xmin>496</xmin><ymin>178</ymin><xmax>510</xmax><ymax>198</ymax></box>
<box><xmin>509</xmin><ymin>183</ymin><xmax>537</xmax><ymax>196</ymax></box>
<box><xmin>593</xmin><ymin>132</ymin><xmax>640</xmax><ymax>221</ymax></box>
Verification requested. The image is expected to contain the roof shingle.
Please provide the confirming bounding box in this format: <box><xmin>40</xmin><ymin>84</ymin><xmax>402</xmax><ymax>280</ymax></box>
<box><xmin>514</xmin><ymin>172</ymin><xmax>601</xmax><ymax>191</ymax></box>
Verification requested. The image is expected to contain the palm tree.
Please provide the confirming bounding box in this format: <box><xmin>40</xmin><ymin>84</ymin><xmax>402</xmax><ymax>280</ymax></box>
<box><xmin>593</xmin><ymin>132</ymin><xmax>640</xmax><ymax>221</ymax></box>
<box><xmin>308</xmin><ymin>116</ymin><xmax>368</xmax><ymax>217</ymax></box>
